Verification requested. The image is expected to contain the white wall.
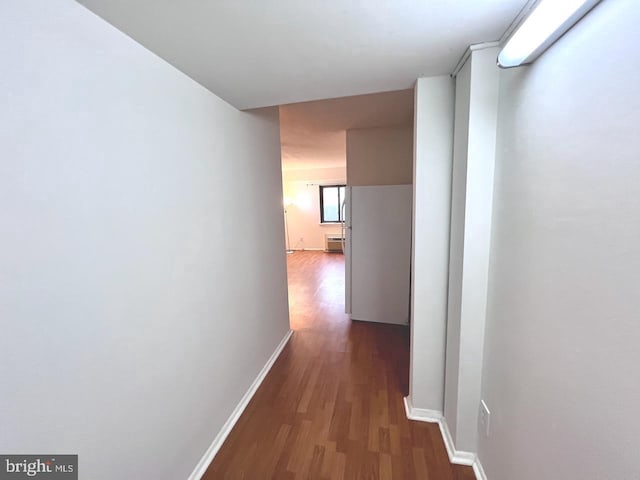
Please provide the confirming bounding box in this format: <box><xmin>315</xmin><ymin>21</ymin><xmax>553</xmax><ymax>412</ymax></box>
<box><xmin>480</xmin><ymin>2</ymin><xmax>640</xmax><ymax>479</ymax></box>
<box><xmin>0</xmin><ymin>2</ymin><xmax>290</xmax><ymax>479</ymax></box>
<box><xmin>445</xmin><ymin>47</ymin><xmax>499</xmax><ymax>453</ymax></box>
<box><xmin>409</xmin><ymin>76</ymin><xmax>455</xmax><ymax>412</ymax></box>
<box><xmin>444</xmin><ymin>57</ymin><xmax>471</xmax><ymax>441</ymax></box>
<box><xmin>282</xmin><ymin>166</ymin><xmax>346</xmax><ymax>250</ymax></box>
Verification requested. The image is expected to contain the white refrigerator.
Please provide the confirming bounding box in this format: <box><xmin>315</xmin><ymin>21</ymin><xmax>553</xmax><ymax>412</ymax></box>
<box><xmin>343</xmin><ymin>185</ymin><xmax>413</xmax><ymax>325</ymax></box>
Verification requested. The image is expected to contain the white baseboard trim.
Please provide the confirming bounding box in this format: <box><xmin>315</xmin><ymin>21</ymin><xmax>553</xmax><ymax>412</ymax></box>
<box><xmin>438</xmin><ymin>417</ymin><xmax>476</xmax><ymax>466</ymax></box>
<box><xmin>473</xmin><ymin>458</ymin><xmax>488</xmax><ymax>480</ymax></box>
<box><xmin>188</xmin><ymin>330</ymin><xmax>293</xmax><ymax>480</ymax></box>
<box><xmin>403</xmin><ymin>396</ymin><xmax>488</xmax><ymax>479</ymax></box>
<box><xmin>403</xmin><ymin>396</ymin><xmax>443</xmax><ymax>423</ymax></box>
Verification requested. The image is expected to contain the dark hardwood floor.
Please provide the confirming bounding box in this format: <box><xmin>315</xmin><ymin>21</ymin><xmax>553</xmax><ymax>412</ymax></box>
<box><xmin>204</xmin><ymin>251</ymin><xmax>475</xmax><ymax>480</ymax></box>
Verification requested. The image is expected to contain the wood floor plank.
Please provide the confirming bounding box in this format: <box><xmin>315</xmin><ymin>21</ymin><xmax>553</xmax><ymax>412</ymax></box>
<box><xmin>204</xmin><ymin>252</ymin><xmax>475</xmax><ymax>480</ymax></box>
<box><xmin>379</xmin><ymin>453</ymin><xmax>393</xmax><ymax>480</ymax></box>
<box><xmin>332</xmin><ymin>452</ymin><xmax>346</xmax><ymax>480</ymax></box>
<box><xmin>287</xmin><ymin>419</ymin><xmax>313</xmax><ymax>473</ymax></box>
<box><xmin>321</xmin><ymin>441</ymin><xmax>337</xmax><ymax>479</ymax></box>
<box><xmin>260</xmin><ymin>423</ymin><xmax>291</xmax><ymax>479</ymax></box>
<box><xmin>412</xmin><ymin>447</ymin><xmax>430</xmax><ymax>480</ymax></box>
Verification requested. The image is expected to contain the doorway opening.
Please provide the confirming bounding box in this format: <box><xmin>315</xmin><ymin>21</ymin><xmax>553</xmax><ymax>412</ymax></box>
<box><xmin>278</xmin><ymin>89</ymin><xmax>415</xmax><ymax>332</ymax></box>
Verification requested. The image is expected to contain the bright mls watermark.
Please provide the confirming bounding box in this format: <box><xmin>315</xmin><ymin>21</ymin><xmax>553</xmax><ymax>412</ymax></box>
<box><xmin>0</xmin><ymin>456</ymin><xmax>77</xmax><ymax>479</ymax></box>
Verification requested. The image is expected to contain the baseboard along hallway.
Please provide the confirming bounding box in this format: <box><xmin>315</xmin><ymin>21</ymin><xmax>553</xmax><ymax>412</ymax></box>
<box><xmin>204</xmin><ymin>251</ymin><xmax>474</xmax><ymax>479</ymax></box>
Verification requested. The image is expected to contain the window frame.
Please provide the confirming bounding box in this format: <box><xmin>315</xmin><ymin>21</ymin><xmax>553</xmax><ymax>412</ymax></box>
<box><xmin>319</xmin><ymin>184</ymin><xmax>346</xmax><ymax>224</ymax></box>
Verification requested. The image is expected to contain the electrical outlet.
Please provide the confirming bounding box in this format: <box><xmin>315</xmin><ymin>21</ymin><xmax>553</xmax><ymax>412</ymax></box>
<box><xmin>479</xmin><ymin>400</ymin><xmax>491</xmax><ymax>437</ymax></box>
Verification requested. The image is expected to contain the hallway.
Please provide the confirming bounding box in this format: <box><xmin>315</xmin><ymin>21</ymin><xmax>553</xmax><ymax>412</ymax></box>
<box><xmin>205</xmin><ymin>251</ymin><xmax>474</xmax><ymax>479</ymax></box>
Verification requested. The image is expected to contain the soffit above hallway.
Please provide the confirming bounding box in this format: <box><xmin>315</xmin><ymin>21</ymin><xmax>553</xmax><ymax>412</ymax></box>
<box><xmin>280</xmin><ymin>89</ymin><xmax>413</xmax><ymax>171</ymax></box>
<box><xmin>76</xmin><ymin>0</ymin><xmax>527</xmax><ymax>110</ymax></box>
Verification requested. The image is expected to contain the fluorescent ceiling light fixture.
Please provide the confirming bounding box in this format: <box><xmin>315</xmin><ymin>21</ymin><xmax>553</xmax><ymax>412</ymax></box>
<box><xmin>498</xmin><ymin>0</ymin><xmax>601</xmax><ymax>68</ymax></box>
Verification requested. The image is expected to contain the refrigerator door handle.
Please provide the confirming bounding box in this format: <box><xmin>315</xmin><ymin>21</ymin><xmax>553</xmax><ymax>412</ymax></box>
<box><xmin>341</xmin><ymin>200</ymin><xmax>347</xmax><ymax>252</ymax></box>
<box><xmin>344</xmin><ymin>187</ymin><xmax>352</xmax><ymax>315</ymax></box>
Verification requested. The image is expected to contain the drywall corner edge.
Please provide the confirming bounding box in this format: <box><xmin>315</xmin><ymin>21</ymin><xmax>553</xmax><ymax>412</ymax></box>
<box><xmin>438</xmin><ymin>417</ymin><xmax>476</xmax><ymax>466</ymax></box>
<box><xmin>188</xmin><ymin>330</ymin><xmax>294</xmax><ymax>480</ymax></box>
<box><xmin>409</xmin><ymin>75</ymin><xmax>454</xmax><ymax>413</ymax></box>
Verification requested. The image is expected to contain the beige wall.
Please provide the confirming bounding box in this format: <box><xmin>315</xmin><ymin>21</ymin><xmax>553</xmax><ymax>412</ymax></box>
<box><xmin>282</xmin><ymin>166</ymin><xmax>346</xmax><ymax>250</ymax></box>
<box><xmin>346</xmin><ymin>125</ymin><xmax>413</xmax><ymax>186</ymax></box>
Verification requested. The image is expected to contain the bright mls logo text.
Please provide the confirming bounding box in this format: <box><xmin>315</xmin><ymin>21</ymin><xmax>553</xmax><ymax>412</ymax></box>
<box><xmin>0</xmin><ymin>455</ymin><xmax>77</xmax><ymax>479</ymax></box>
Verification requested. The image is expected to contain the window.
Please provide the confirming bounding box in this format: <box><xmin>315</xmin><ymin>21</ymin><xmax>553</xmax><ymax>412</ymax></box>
<box><xmin>319</xmin><ymin>185</ymin><xmax>346</xmax><ymax>223</ymax></box>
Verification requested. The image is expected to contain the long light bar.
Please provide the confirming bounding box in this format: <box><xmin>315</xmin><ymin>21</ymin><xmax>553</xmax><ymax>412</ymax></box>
<box><xmin>498</xmin><ymin>0</ymin><xmax>601</xmax><ymax>68</ymax></box>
